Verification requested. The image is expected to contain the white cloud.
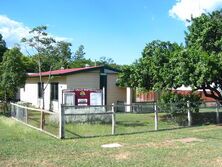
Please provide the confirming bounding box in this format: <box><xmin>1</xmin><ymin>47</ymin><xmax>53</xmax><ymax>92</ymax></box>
<box><xmin>0</xmin><ymin>15</ymin><xmax>30</xmax><ymax>47</ymax></box>
<box><xmin>0</xmin><ymin>15</ymin><xmax>72</xmax><ymax>49</ymax></box>
<box><xmin>169</xmin><ymin>0</ymin><xmax>222</xmax><ymax>24</ymax></box>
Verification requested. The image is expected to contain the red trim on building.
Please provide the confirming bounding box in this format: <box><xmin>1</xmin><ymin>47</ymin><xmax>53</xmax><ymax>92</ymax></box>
<box><xmin>28</xmin><ymin>66</ymin><xmax>99</xmax><ymax>77</ymax></box>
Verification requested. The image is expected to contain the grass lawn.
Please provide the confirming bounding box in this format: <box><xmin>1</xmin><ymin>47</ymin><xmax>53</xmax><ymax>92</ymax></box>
<box><xmin>1</xmin><ymin>115</ymin><xmax>222</xmax><ymax>167</ymax></box>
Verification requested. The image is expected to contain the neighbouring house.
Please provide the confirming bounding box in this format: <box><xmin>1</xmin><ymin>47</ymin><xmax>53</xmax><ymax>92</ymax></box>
<box><xmin>20</xmin><ymin>65</ymin><xmax>126</xmax><ymax>112</ymax></box>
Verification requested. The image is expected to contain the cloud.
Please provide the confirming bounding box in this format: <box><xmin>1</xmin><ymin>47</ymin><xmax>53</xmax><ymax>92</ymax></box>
<box><xmin>169</xmin><ymin>0</ymin><xmax>222</xmax><ymax>24</ymax></box>
<box><xmin>0</xmin><ymin>15</ymin><xmax>72</xmax><ymax>49</ymax></box>
<box><xmin>0</xmin><ymin>15</ymin><xmax>30</xmax><ymax>47</ymax></box>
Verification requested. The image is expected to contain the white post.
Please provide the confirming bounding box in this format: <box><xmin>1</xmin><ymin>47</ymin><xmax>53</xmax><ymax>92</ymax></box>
<box><xmin>102</xmin><ymin>87</ymin><xmax>105</xmax><ymax>105</ymax></box>
<box><xmin>126</xmin><ymin>87</ymin><xmax>133</xmax><ymax>112</ymax></box>
<box><xmin>112</xmin><ymin>103</ymin><xmax>115</xmax><ymax>135</ymax></box>
<box><xmin>216</xmin><ymin>101</ymin><xmax>220</xmax><ymax>124</ymax></box>
<box><xmin>187</xmin><ymin>101</ymin><xmax>192</xmax><ymax>126</ymax></box>
<box><xmin>154</xmin><ymin>103</ymin><xmax>158</xmax><ymax>131</ymax></box>
<box><xmin>59</xmin><ymin>105</ymin><xmax>65</xmax><ymax>139</ymax></box>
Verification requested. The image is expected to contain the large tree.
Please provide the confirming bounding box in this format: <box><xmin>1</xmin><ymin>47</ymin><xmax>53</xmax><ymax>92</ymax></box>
<box><xmin>118</xmin><ymin>40</ymin><xmax>182</xmax><ymax>91</ymax></box>
<box><xmin>0</xmin><ymin>48</ymin><xmax>26</xmax><ymax>102</ymax></box>
<box><xmin>118</xmin><ymin>10</ymin><xmax>222</xmax><ymax>102</ymax></box>
<box><xmin>180</xmin><ymin>10</ymin><xmax>222</xmax><ymax>101</ymax></box>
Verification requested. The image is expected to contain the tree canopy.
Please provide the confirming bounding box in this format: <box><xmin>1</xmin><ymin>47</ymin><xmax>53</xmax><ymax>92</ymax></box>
<box><xmin>118</xmin><ymin>40</ymin><xmax>182</xmax><ymax>90</ymax></box>
<box><xmin>181</xmin><ymin>10</ymin><xmax>222</xmax><ymax>101</ymax></box>
<box><xmin>0</xmin><ymin>48</ymin><xmax>26</xmax><ymax>101</ymax></box>
<box><xmin>118</xmin><ymin>10</ymin><xmax>222</xmax><ymax>102</ymax></box>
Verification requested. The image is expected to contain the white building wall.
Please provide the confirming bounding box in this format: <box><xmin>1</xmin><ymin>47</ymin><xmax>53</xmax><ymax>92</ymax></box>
<box><xmin>20</xmin><ymin>78</ymin><xmax>39</xmax><ymax>107</ymax></box>
<box><xmin>20</xmin><ymin>76</ymin><xmax>67</xmax><ymax>112</ymax></box>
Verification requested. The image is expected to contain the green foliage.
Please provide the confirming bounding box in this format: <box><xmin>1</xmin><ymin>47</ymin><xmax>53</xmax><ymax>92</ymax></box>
<box><xmin>70</xmin><ymin>58</ymin><xmax>95</xmax><ymax>68</ymax></box>
<box><xmin>0</xmin><ymin>48</ymin><xmax>26</xmax><ymax>101</ymax></box>
<box><xmin>74</xmin><ymin>45</ymin><xmax>86</xmax><ymax>60</ymax></box>
<box><xmin>159</xmin><ymin>91</ymin><xmax>202</xmax><ymax>114</ymax></box>
<box><xmin>118</xmin><ymin>10</ymin><xmax>222</xmax><ymax>102</ymax></box>
<box><xmin>118</xmin><ymin>40</ymin><xmax>182</xmax><ymax>90</ymax></box>
<box><xmin>185</xmin><ymin>10</ymin><xmax>222</xmax><ymax>54</ymax></box>
<box><xmin>21</xmin><ymin>55</ymin><xmax>38</xmax><ymax>72</ymax></box>
<box><xmin>159</xmin><ymin>91</ymin><xmax>202</xmax><ymax>125</ymax></box>
<box><xmin>181</xmin><ymin>10</ymin><xmax>222</xmax><ymax>101</ymax></box>
<box><xmin>97</xmin><ymin>56</ymin><xmax>121</xmax><ymax>70</ymax></box>
<box><xmin>0</xmin><ymin>34</ymin><xmax>7</xmax><ymax>62</ymax></box>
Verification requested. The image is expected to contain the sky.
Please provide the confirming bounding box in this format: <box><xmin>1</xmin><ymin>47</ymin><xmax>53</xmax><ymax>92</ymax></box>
<box><xmin>0</xmin><ymin>0</ymin><xmax>222</xmax><ymax>65</ymax></box>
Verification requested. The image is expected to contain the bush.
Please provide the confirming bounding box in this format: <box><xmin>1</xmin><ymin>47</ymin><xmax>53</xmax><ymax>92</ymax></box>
<box><xmin>159</xmin><ymin>91</ymin><xmax>202</xmax><ymax>125</ymax></box>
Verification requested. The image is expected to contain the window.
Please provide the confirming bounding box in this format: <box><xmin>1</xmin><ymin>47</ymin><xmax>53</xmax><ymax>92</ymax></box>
<box><xmin>51</xmin><ymin>83</ymin><xmax>58</xmax><ymax>100</ymax></box>
<box><xmin>64</xmin><ymin>93</ymin><xmax>75</xmax><ymax>106</ymax></box>
<box><xmin>38</xmin><ymin>82</ymin><xmax>44</xmax><ymax>98</ymax></box>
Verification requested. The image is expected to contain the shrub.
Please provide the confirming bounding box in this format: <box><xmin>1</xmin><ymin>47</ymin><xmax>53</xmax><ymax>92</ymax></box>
<box><xmin>159</xmin><ymin>91</ymin><xmax>202</xmax><ymax>125</ymax></box>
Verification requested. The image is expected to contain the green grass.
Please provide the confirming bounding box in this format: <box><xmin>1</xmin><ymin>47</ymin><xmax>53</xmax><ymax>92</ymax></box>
<box><xmin>1</xmin><ymin>115</ymin><xmax>222</xmax><ymax>167</ymax></box>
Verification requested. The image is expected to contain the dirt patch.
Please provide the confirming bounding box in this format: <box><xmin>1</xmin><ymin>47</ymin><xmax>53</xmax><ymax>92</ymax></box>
<box><xmin>113</xmin><ymin>151</ymin><xmax>132</xmax><ymax>161</ymax></box>
<box><xmin>215</xmin><ymin>157</ymin><xmax>222</xmax><ymax>165</ymax></box>
<box><xmin>202</xmin><ymin>157</ymin><xmax>222</xmax><ymax>167</ymax></box>
<box><xmin>172</xmin><ymin>137</ymin><xmax>203</xmax><ymax>143</ymax></box>
<box><xmin>131</xmin><ymin>137</ymin><xmax>203</xmax><ymax>149</ymax></box>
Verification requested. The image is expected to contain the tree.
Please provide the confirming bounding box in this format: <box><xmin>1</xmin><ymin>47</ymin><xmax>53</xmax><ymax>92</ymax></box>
<box><xmin>180</xmin><ymin>10</ymin><xmax>222</xmax><ymax>101</ymax></box>
<box><xmin>118</xmin><ymin>10</ymin><xmax>222</xmax><ymax>103</ymax></box>
<box><xmin>118</xmin><ymin>40</ymin><xmax>182</xmax><ymax>91</ymax></box>
<box><xmin>98</xmin><ymin>56</ymin><xmax>114</xmax><ymax>65</ymax></box>
<box><xmin>0</xmin><ymin>34</ymin><xmax>7</xmax><ymax>62</ymax></box>
<box><xmin>97</xmin><ymin>56</ymin><xmax>121</xmax><ymax>70</ymax></box>
<box><xmin>53</xmin><ymin>41</ymin><xmax>72</xmax><ymax>69</ymax></box>
<box><xmin>70</xmin><ymin>58</ymin><xmax>94</xmax><ymax>68</ymax></box>
<box><xmin>74</xmin><ymin>45</ymin><xmax>85</xmax><ymax>60</ymax></box>
<box><xmin>0</xmin><ymin>48</ymin><xmax>26</xmax><ymax>102</ymax></box>
<box><xmin>21</xmin><ymin>26</ymin><xmax>56</xmax><ymax>109</ymax></box>
<box><xmin>21</xmin><ymin>55</ymin><xmax>38</xmax><ymax>73</ymax></box>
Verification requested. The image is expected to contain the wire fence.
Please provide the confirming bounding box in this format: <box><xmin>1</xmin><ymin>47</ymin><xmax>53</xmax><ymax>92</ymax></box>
<box><xmin>8</xmin><ymin>101</ymin><xmax>222</xmax><ymax>139</ymax></box>
<box><xmin>10</xmin><ymin>103</ymin><xmax>60</xmax><ymax>138</ymax></box>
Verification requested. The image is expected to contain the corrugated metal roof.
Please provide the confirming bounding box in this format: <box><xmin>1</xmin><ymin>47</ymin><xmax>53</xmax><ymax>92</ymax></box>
<box><xmin>28</xmin><ymin>66</ymin><xmax>100</xmax><ymax>77</ymax></box>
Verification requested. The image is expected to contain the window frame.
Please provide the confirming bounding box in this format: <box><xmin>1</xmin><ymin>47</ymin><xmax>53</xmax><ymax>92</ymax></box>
<box><xmin>38</xmin><ymin>82</ymin><xmax>44</xmax><ymax>98</ymax></box>
<box><xmin>51</xmin><ymin>82</ymin><xmax>59</xmax><ymax>101</ymax></box>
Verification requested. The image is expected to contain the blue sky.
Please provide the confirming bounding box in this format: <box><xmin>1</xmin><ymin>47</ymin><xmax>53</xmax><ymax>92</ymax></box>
<box><xmin>0</xmin><ymin>0</ymin><xmax>222</xmax><ymax>65</ymax></box>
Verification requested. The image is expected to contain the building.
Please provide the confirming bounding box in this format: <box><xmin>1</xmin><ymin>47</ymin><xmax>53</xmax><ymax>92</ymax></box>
<box><xmin>20</xmin><ymin>66</ymin><xmax>126</xmax><ymax>112</ymax></box>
